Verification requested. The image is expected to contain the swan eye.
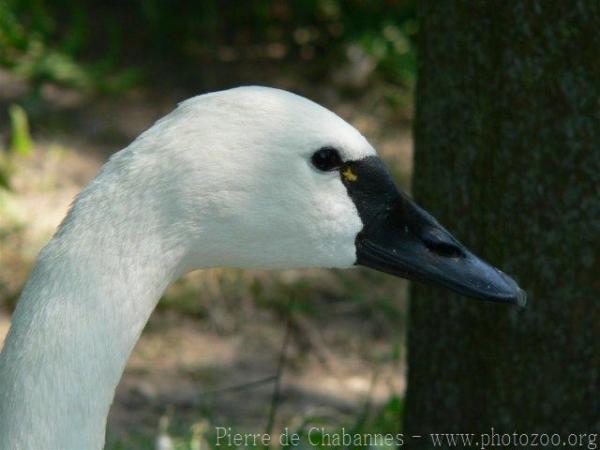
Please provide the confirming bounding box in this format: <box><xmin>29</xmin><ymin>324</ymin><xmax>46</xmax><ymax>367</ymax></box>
<box><xmin>311</xmin><ymin>147</ymin><xmax>343</xmax><ymax>171</ymax></box>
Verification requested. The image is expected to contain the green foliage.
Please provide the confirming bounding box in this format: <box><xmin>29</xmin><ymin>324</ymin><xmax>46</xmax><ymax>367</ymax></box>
<box><xmin>359</xmin><ymin>21</ymin><xmax>418</xmax><ymax>87</ymax></box>
<box><xmin>0</xmin><ymin>103</ymin><xmax>35</xmax><ymax>191</ymax></box>
<box><xmin>0</xmin><ymin>151</ymin><xmax>11</xmax><ymax>190</ymax></box>
<box><xmin>8</xmin><ymin>104</ymin><xmax>32</xmax><ymax>156</ymax></box>
<box><xmin>0</xmin><ymin>0</ymin><xmax>416</xmax><ymax>91</ymax></box>
<box><xmin>0</xmin><ymin>0</ymin><xmax>139</xmax><ymax>91</ymax></box>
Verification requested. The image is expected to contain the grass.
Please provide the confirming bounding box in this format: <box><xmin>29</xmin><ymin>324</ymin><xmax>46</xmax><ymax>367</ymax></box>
<box><xmin>106</xmin><ymin>394</ymin><xmax>403</xmax><ymax>450</ymax></box>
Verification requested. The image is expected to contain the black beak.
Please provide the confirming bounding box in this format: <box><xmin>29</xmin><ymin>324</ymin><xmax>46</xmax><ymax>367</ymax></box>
<box><xmin>341</xmin><ymin>156</ymin><xmax>526</xmax><ymax>307</ymax></box>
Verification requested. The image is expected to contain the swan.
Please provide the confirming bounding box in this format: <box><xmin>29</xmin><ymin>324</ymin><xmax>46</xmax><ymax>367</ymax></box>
<box><xmin>0</xmin><ymin>86</ymin><xmax>525</xmax><ymax>450</ymax></box>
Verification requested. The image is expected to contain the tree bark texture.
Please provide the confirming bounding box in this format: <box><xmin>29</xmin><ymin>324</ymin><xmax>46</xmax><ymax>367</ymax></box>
<box><xmin>404</xmin><ymin>0</ymin><xmax>599</xmax><ymax>444</ymax></box>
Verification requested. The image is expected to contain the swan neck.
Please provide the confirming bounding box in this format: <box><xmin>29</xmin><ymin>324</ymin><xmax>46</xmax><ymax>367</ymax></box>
<box><xmin>0</xmin><ymin>197</ymin><xmax>184</xmax><ymax>449</ymax></box>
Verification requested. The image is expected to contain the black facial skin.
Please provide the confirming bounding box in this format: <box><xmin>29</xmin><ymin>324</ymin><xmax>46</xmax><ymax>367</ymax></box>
<box><xmin>339</xmin><ymin>156</ymin><xmax>526</xmax><ymax>307</ymax></box>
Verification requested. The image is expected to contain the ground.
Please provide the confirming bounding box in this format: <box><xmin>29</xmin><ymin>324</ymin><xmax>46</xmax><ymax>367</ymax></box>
<box><xmin>0</xmin><ymin>64</ymin><xmax>413</xmax><ymax>448</ymax></box>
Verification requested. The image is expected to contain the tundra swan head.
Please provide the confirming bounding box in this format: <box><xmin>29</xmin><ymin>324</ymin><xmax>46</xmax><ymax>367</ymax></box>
<box><xmin>110</xmin><ymin>86</ymin><xmax>525</xmax><ymax>305</ymax></box>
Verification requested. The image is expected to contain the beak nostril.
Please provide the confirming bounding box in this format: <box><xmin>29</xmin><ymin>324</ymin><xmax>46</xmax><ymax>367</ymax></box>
<box><xmin>421</xmin><ymin>229</ymin><xmax>465</xmax><ymax>258</ymax></box>
<box><xmin>426</xmin><ymin>241</ymin><xmax>464</xmax><ymax>258</ymax></box>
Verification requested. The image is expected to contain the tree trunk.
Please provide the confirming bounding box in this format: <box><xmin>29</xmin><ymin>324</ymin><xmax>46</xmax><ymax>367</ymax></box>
<box><xmin>404</xmin><ymin>0</ymin><xmax>599</xmax><ymax>445</ymax></box>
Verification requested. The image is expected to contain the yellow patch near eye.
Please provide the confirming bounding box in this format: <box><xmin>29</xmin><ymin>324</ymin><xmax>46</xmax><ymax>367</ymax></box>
<box><xmin>342</xmin><ymin>167</ymin><xmax>358</xmax><ymax>182</ymax></box>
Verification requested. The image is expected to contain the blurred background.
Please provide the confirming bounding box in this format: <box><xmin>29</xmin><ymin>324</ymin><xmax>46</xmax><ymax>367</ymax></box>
<box><xmin>0</xmin><ymin>1</ymin><xmax>417</xmax><ymax>448</ymax></box>
<box><xmin>2</xmin><ymin>1</ymin><xmax>597</xmax><ymax>449</ymax></box>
